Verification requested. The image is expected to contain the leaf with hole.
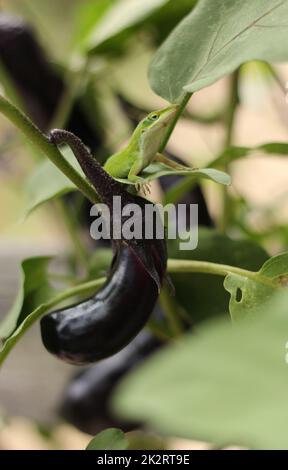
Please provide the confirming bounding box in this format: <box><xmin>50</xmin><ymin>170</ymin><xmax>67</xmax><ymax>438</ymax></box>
<box><xmin>224</xmin><ymin>252</ymin><xmax>288</xmax><ymax>321</ymax></box>
<box><xmin>168</xmin><ymin>228</ymin><xmax>268</xmax><ymax>323</ymax></box>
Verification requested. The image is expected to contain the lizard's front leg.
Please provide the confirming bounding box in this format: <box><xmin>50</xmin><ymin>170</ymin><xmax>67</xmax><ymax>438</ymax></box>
<box><xmin>128</xmin><ymin>160</ymin><xmax>151</xmax><ymax>196</ymax></box>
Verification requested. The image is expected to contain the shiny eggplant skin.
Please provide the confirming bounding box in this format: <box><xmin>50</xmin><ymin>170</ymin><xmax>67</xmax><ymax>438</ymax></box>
<box><xmin>60</xmin><ymin>329</ymin><xmax>161</xmax><ymax>433</ymax></box>
<box><xmin>41</xmin><ymin>244</ymin><xmax>164</xmax><ymax>365</ymax></box>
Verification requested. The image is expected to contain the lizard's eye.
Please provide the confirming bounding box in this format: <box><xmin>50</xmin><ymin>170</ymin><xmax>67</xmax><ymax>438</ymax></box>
<box><xmin>150</xmin><ymin>114</ymin><xmax>158</xmax><ymax>121</ymax></box>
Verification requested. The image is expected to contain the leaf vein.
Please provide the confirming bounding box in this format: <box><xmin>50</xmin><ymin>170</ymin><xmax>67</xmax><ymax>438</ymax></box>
<box><xmin>193</xmin><ymin>0</ymin><xmax>286</xmax><ymax>82</ymax></box>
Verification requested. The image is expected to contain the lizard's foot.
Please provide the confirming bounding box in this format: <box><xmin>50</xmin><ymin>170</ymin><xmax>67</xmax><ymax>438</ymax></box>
<box><xmin>128</xmin><ymin>173</ymin><xmax>151</xmax><ymax>196</ymax></box>
<box><xmin>135</xmin><ymin>181</ymin><xmax>151</xmax><ymax>196</ymax></box>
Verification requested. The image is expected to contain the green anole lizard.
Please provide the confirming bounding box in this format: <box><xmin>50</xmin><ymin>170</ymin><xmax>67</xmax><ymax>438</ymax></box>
<box><xmin>104</xmin><ymin>104</ymin><xmax>190</xmax><ymax>193</ymax></box>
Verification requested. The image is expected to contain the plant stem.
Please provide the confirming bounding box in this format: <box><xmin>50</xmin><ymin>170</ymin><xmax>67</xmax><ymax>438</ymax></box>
<box><xmin>159</xmin><ymin>92</ymin><xmax>192</xmax><ymax>153</ymax></box>
<box><xmin>167</xmin><ymin>259</ymin><xmax>275</xmax><ymax>287</ymax></box>
<box><xmin>0</xmin><ymin>94</ymin><xmax>100</xmax><ymax>203</ymax></box>
<box><xmin>159</xmin><ymin>287</ymin><xmax>183</xmax><ymax>337</ymax></box>
<box><xmin>0</xmin><ymin>277</ymin><xmax>106</xmax><ymax>367</ymax></box>
<box><xmin>220</xmin><ymin>70</ymin><xmax>239</xmax><ymax>233</ymax></box>
<box><xmin>168</xmin><ymin>259</ymin><xmax>253</xmax><ymax>277</ymax></box>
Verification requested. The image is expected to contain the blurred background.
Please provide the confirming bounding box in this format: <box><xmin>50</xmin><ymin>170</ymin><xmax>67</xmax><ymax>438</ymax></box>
<box><xmin>0</xmin><ymin>0</ymin><xmax>287</xmax><ymax>449</ymax></box>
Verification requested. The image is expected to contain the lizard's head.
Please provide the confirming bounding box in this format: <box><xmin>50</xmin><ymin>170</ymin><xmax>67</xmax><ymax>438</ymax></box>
<box><xmin>141</xmin><ymin>104</ymin><xmax>179</xmax><ymax>134</ymax></box>
<box><xmin>135</xmin><ymin>104</ymin><xmax>179</xmax><ymax>158</ymax></box>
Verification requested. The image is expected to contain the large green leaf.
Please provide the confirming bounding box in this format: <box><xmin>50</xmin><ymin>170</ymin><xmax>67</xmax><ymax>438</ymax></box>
<box><xmin>86</xmin><ymin>428</ymin><xmax>128</xmax><ymax>450</ymax></box>
<box><xmin>149</xmin><ymin>0</ymin><xmax>288</xmax><ymax>101</ymax></box>
<box><xmin>169</xmin><ymin>228</ymin><xmax>268</xmax><ymax>323</ymax></box>
<box><xmin>224</xmin><ymin>252</ymin><xmax>288</xmax><ymax>321</ymax></box>
<box><xmin>114</xmin><ymin>291</ymin><xmax>288</xmax><ymax>449</ymax></box>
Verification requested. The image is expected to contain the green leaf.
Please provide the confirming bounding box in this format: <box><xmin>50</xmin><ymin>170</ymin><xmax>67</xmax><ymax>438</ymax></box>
<box><xmin>258</xmin><ymin>142</ymin><xmax>288</xmax><ymax>155</ymax></box>
<box><xmin>0</xmin><ymin>295</ymin><xmax>58</xmax><ymax>368</ymax></box>
<box><xmin>212</xmin><ymin>142</ymin><xmax>288</xmax><ymax>167</ymax></box>
<box><xmin>78</xmin><ymin>0</ymin><xmax>196</xmax><ymax>54</ymax></box>
<box><xmin>0</xmin><ymin>269</ymin><xmax>105</xmax><ymax>368</ymax></box>
<box><xmin>169</xmin><ymin>228</ymin><xmax>268</xmax><ymax>323</ymax></box>
<box><xmin>23</xmin><ymin>146</ymin><xmax>82</xmax><ymax>218</ymax></box>
<box><xmin>117</xmin><ymin>163</ymin><xmax>231</xmax><ymax>186</ymax></box>
<box><xmin>114</xmin><ymin>291</ymin><xmax>288</xmax><ymax>449</ymax></box>
<box><xmin>0</xmin><ymin>257</ymin><xmax>54</xmax><ymax>341</ymax></box>
<box><xmin>86</xmin><ymin>428</ymin><xmax>129</xmax><ymax>450</ymax></box>
<box><xmin>73</xmin><ymin>0</ymin><xmax>117</xmax><ymax>48</ymax></box>
<box><xmin>224</xmin><ymin>252</ymin><xmax>288</xmax><ymax>321</ymax></box>
<box><xmin>149</xmin><ymin>0</ymin><xmax>288</xmax><ymax>101</ymax></box>
<box><xmin>85</xmin><ymin>0</ymin><xmax>170</xmax><ymax>52</ymax></box>
<box><xmin>212</xmin><ymin>147</ymin><xmax>250</xmax><ymax>167</ymax></box>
